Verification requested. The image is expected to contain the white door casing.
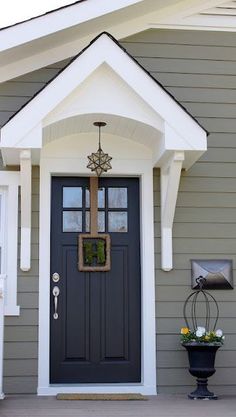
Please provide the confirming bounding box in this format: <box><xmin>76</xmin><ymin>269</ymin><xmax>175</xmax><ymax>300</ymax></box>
<box><xmin>37</xmin><ymin>133</ymin><xmax>157</xmax><ymax>395</ymax></box>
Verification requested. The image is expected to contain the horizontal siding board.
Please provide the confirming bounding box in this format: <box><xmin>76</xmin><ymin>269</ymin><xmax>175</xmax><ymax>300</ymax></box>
<box><xmin>197</xmin><ymin>118</ymin><xmax>236</xmax><ymax>133</ymax></box>
<box><xmin>0</xmin><ymin>96</ymin><xmax>30</xmax><ymax>111</ymax></box>
<box><xmin>122</xmin><ymin>42</ymin><xmax>236</xmax><ymax>61</ymax></box>
<box><xmin>177</xmin><ymin>192</ymin><xmax>236</xmax><ymax>207</ymax></box>
<box><xmin>155</xmin><ymin>207</ymin><xmax>236</xmax><ymax>223</ymax></box>
<box><xmin>5</xmin><ymin>309</ymin><xmax>38</xmax><ymax>326</ymax></box>
<box><xmin>157</xmin><ymin>385</ymin><xmax>236</xmax><ymax>394</ymax></box>
<box><xmin>166</xmin><ymin>87</ymin><xmax>236</xmax><ymax>104</ymax></box>
<box><xmin>4</xmin><ymin>359</ymin><xmax>38</xmax><ymax>377</ymax></box>
<box><xmin>32</xmin><ymin>178</ymin><xmax>39</xmax><ymax>195</ymax></box>
<box><xmin>122</xmin><ymin>29</ymin><xmax>236</xmax><ymax>47</ymax></box>
<box><xmin>157</xmin><ymin>348</ymin><xmax>236</xmax><ymax>372</ymax></box>
<box><xmin>168</xmin><ymin>254</ymin><xmax>236</xmax><ymax>270</ymax></box>
<box><xmin>154</xmin><ymin>73</ymin><xmax>236</xmax><ymax>89</ymax></box>
<box><xmin>173</xmin><ymin>222</ymin><xmax>236</xmax><ymax>238</ymax></box>
<box><xmin>172</xmin><ymin>238</ymin><xmax>236</xmax><ymax>254</ymax></box>
<box><xmin>4</xmin><ymin>326</ymin><xmax>38</xmax><ymax>342</ymax></box>
<box><xmin>155</xmin><ymin>286</ymin><xmax>236</xmax><ymax>302</ymax></box>
<box><xmin>156</xmin><ymin>303</ymin><xmax>236</xmax><ymax>319</ymax></box>
<box><xmin>3</xmin><ymin>377</ymin><xmax>37</xmax><ymax>394</ymax></box>
<box><xmin>183</xmin><ymin>102</ymin><xmax>236</xmax><ymax>118</ymax></box>
<box><xmin>136</xmin><ymin>57</ymin><xmax>236</xmax><ymax>75</ymax></box>
<box><xmin>207</xmin><ymin>133</ymin><xmax>236</xmax><ymax>148</ymax></box>
<box><xmin>0</xmin><ymin>82</ymin><xmax>45</xmax><ymax>97</ymax></box>
<box><xmin>156</xmin><ymin>318</ymin><xmax>235</xmax><ymax>334</ymax></box>
<box><xmin>155</xmin><ymin>237</ymin><xmax>236</xmax><ymax>255</ymax></box>
<box><xmin>179</xmin><ymin>177</ymin><xmax>236</xmax><ymax>192</ymax></box>
<box><xmin>13</xmin><ymin>68</ymin><xmax>61</xmax><ymax>83</ymax></box>
<box><xmin>157</xmin><ymin>368</ymin><xmax>236</xmax><ymax>386</ymax></box>
<box><xmin>30</xmin><ymin>228</ymin><xmax>39</xmax><ymax>244</ymax></box>
<box><xmin>0</xmin><ymin>111</ymin><xmax>15</xmax><ymax>126</ymax></box>
<box><xmin>4</xmin><ymin>342</ymin><xmax>38</xmax><ymax>359</ymax></box>
<box><xmin>183</xmin><ymin>164</ymin><xmax>236</xmax><ymax>178</ymax></box>
<box><xmin>18</xmin><ymin>276</ymin><xmax>39</xmax><ymax>293</ymax></box>
<box><xmin>17</xmin><ymin>293</ymin><xmax>39</xmax><ymax>309</ymax></box>
<box><xmin>32</xmin><ymin>166</ymin><xmax>39</xmax><ymax>179</ymax></box>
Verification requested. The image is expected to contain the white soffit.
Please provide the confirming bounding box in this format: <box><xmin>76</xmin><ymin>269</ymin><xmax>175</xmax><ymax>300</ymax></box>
<box><xmin>151</xmin><ymin>1</ymin><xmax>236</xmax><ymax>31</ymax></box>
<box><xmin>0</xmin><ymin>32</ymin><xmax>207</xmax><ymax>168</ymax></box>
<box><xmin>0</xmin><ymin>0</ymin><xmax>231</xmax><ymax>82</ymax></box>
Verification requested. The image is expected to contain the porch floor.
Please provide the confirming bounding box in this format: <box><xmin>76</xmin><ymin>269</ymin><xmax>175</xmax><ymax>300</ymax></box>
<box><xmin>0</xmin><ymin>394</ymin><xmax>236</xmax><ymax>417</ymax></box>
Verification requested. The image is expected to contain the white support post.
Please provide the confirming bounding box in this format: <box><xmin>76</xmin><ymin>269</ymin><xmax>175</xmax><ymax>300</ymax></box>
<box><xmin>161</xmin><ymin>151</ymin><xmax>184</xmax><ymax>271</ymax></box>
<box><xmin>0</xmin><ymin>275</ymin><xmax>6</xmax><ymax>399</ymax></box>
<box><xmin>20</xmin><ymin>150</ymin><xmax>32</xmax><ymax>272</ymax></box>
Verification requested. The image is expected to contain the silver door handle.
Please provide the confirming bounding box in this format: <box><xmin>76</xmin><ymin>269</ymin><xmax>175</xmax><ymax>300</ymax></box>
<box><xmin>52</xmin><ymin>286</ymin><xmax>60</xmax><ymax>319</ymax></box>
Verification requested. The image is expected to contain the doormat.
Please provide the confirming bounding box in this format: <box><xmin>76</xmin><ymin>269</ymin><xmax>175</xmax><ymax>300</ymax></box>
<box><xmin>56</xmin><ymin>394</ymin><xmax>148</xmax><ymax>401</ymax></box>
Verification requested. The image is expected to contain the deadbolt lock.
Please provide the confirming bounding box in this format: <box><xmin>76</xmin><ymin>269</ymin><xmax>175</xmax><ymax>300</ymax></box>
<box><xmin>52</xmin><ymin>272</ymin><xmax>60</xmax><ymax>283</ymax></box>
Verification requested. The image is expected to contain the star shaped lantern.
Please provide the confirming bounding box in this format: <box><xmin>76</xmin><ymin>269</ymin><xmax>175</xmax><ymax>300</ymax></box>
<box><xmin>87</xmin><ymin>122</ymin><xmax>112</xmax><ymax>176</ymax></box>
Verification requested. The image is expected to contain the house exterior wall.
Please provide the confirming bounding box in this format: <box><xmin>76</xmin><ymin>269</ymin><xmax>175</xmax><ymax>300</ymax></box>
<box><xmin>122</xmin><ymin>29</ymin><xmax>236</xmax><ymax>395</ymax></box>
<box><xmin>1</xmin><ymin>28</ymin><xmax>236</xmax><ymax>394</ymax></box>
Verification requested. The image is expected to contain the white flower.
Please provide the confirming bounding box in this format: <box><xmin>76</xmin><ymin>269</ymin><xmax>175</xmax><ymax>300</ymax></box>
<box><xmin>195</xmin><ymin>326</ymin><xmax>206</xmax><ymax>337</ymax></box>
<box><xmin>215</xmin><ymin>329</ymin><xmax>223</xmax><ymax>338</ymax></box>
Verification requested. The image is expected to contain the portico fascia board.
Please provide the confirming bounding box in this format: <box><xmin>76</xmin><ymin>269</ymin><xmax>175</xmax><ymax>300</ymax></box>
<box><xmin>1</xmin><ymin>33</ymin><xmax>207</xmax><ymax>153</ymax></box>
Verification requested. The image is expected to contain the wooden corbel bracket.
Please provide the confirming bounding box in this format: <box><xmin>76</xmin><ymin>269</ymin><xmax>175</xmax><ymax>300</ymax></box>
<box><xmin>161</xmin><ymin>151</ymin><xmax>184</xmax><ymax>271</ymax></box>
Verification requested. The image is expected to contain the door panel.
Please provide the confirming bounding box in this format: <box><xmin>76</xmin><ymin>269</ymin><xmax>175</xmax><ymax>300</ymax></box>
<box><xmin>50</xmin><ymin>177</ymin><xmax>141</xmax><ymax>383</ymax></box>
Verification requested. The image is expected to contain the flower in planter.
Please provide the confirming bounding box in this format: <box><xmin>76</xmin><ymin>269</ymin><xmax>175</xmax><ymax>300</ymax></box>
<box><xmin>181</xmin><ymin>276</ymin><xmax>225</xmax><ymax>399</ymax></box>
<box><xmin>180</xmin><ymin>326</ymin><xmax>224</xmax><ymax>345</ymax></box>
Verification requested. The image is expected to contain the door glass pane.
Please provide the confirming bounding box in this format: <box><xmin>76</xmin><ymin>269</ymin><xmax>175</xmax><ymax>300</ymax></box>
<box><xmin>108</xmin><ymin>212</ymin><xmax>128</xmax><ymax>232</ymax></box>
<box><xmin>108</xmin><ymin>188</ymin><xmax>127</xmax><ymax>208</ymax></box>
<box><xmin>86</xmin><ymin>188</ymin><xmax>105</xmax><ymax>208</ymax></box>
<box><xmin>86</xmin><ymin>211</ymin><xmax>105</xmax><ymax>233</ymax></box>
<box><xmin>63</xmin><ymin>187</ymin><xmax>82</xmax><ymax>208</ymax></box>
<box><xmin>63</xmin><ymin>211</ymin><xmax>82</xmax><ymax>232</ymax></box>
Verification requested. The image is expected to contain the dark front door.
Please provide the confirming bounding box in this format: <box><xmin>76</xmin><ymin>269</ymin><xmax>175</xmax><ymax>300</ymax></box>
<box><xmin>50</xmin><ymin>177</ymin><xmax>141</xmax><ymax>383</ymax></box>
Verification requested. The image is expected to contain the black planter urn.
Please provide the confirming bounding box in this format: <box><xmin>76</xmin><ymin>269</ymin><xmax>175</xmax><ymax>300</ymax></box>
<box><xmin>183</xmin><ymin>342</ymin><xmax>221</xmax><ymax>400</ymax></box>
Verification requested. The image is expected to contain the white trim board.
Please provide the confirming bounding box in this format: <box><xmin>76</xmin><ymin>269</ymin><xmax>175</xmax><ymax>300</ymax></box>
<box><xmin>0</xmin><ymin>172</ymin><xmax>20</xmax><ymax>316</ymax></box>
<box><xmin>38</xmin><ymin>137</ymin><xmax>157</xmax><ymax>395</ymax></box>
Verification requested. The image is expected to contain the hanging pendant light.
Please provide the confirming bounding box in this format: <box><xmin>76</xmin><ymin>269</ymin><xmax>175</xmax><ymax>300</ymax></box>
<box><xmin>87</xmin><ymin>122</ymin><xmax>112</xmax><ymax>176</ymax></box>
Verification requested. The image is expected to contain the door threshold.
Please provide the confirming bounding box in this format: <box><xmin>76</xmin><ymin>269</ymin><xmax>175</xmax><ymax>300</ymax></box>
<box><xmin>37</xmin><ymin>384</ymin><xmax>157</xmax><ymax>396</ymax></box>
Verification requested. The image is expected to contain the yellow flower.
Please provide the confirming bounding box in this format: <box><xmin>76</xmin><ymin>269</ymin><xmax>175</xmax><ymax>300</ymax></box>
<box><xmin>181</xmin><ymin>327</ymin><xmax>190</xmax><ymax>335</ymax></box>
<box><xmin>204</xmin><ymin>335</ymin><xmax>210</xmax><ymax>341</ymax></box>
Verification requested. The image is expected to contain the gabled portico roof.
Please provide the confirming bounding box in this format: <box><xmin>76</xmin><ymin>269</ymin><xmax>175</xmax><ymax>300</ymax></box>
<box><xmin>0</xmin><ymin>31</ymin><xmax>208</xmax><ymax>272</ymax></box>
<box><xmin>0</xmin><ymin>32</ymin><xmax>207</xmax><ymax>169</ymax></box>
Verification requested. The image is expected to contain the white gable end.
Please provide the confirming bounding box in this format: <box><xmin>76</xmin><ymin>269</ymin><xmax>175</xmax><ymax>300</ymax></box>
<box><xmin>0</xmin><ymin>32</ymin><xmax>208</xmax><ymax>272</ymax></box>
<box><xmin>44</xmin><ymin>63</ymin><xmax>164</xmax><ymax>134</ymax></box>
<box><xmin>1</xmin><ymin>32</ymin><xmax>207</xmax><ymax>169</ymax></box>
